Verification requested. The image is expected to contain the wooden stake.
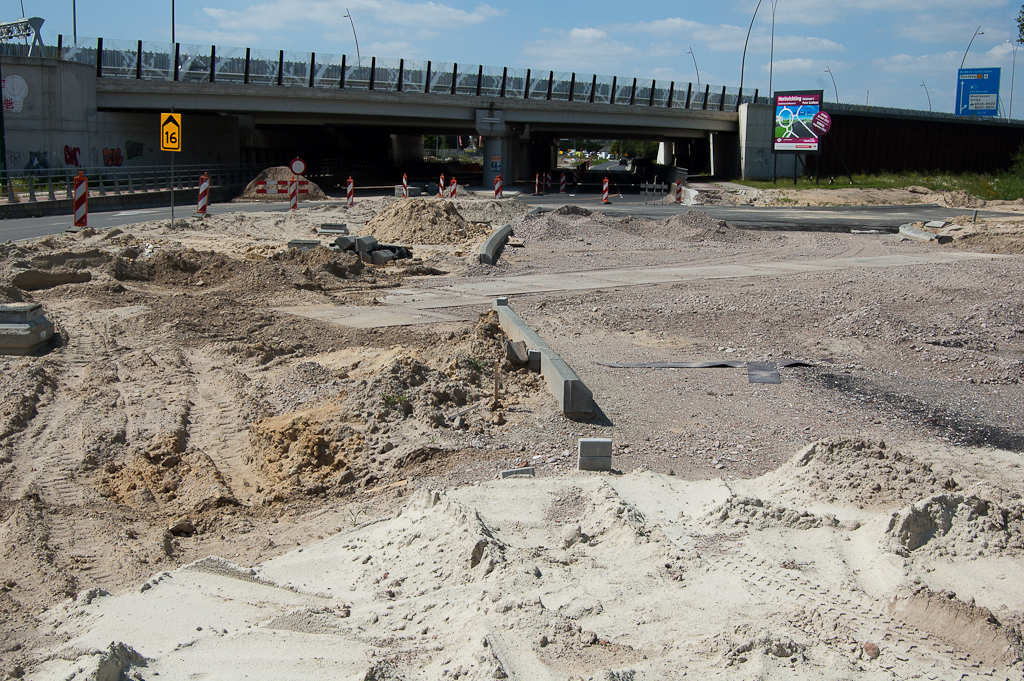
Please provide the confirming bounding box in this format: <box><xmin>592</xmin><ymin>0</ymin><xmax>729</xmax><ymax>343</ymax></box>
<box><xmin>492</xmin><ymin>360</ymin><xmax>500</xmax><ymax>410</ymax></box>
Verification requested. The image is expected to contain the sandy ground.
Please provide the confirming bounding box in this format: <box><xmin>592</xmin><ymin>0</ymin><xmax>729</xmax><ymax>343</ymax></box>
<box><xmin>2</xmin><ymin>186</ymin><xmax>1024</xmax><ymax>679</ymax></box>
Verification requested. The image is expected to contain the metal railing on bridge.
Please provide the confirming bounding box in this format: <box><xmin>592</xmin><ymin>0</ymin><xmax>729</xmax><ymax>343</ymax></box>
<box><xmin>1</xmin><ymin>38</ymin><xmax>768</xmax><ymax>112</ymax></box>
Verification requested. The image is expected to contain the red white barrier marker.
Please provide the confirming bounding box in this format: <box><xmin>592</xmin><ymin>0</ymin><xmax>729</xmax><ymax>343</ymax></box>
<box><xmin>196</xmin><ymin>172</ymin><xmax>210</xmax><ymax>214</ymax></box>
<box><xmin>346</xmin><ymin>176</ymin><xmax>355</xmax><ymax>207</ymax></box>
<box><xmin>494</xmin><ymin>174</ymin><xmax>503</xmax><ymax>199</ymax></box>
<box><xmin>402</xmin><ymin>173</ymin><xmax>408</xmax><ymax>199</ymax></box>
<box><xmin>255</xmin><ymin>180</ymin><xmax>267</xmax><ymax>197</ymax></box>
<box><xmin>602</xmin><ymin>177</ymin><xmax>610</xmax><ymax>204</ymax></box>
<box><xmin>545</xmin><ymin>171</ymin><xmax>552</xmax><ymax>193</ymax></box>
<box><xmin>559</xmin><ymin>172</ymin><xmax>566</xmax><ymax>194</ymax></box>
<box><xmin>449</xmin><ymin>177</ymin><xmax>457</xmax><ymax>199</ymax></box>
<box><xmin>534</xmin><ymin>173</ymin><xmax>542</xmax><ymax>196</ymax></box>
<box><xmin>675</xmin><ymin>181</ymin><xmax>683</xmax><ymax>203</ymax></box>
<box><xmin>439</xmin><ymin>173</ymin><xmax>446</xmax><ymax>199</ymax></box>
<box><xmin>73</xmin><ymin>171</ymin><xmax>88</xmax><ymax>227</ymax></box>
<box><xmin>289</xmin><ymin>178</ymin><xmax>298</xmax><ymax>210</ymax></box>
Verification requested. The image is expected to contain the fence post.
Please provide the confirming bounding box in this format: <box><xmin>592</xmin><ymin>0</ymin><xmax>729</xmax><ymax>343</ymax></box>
<box><xmin>28</xmin><ymin>176</ymin><xmax>36</xmax><ymax>202</ymax></box>
<box><xmin>47</xmin><ymin>174</ymin><xmax>56</xmax><ymax>201</ymax></box>
<box><xmin>113</xmin><ymin>172</ymin><xmax>121</xmax><ymax>194</ymax></box>
<box><xmin>98</xmin><ymin>173</ymin><xmax>105</xmax><ymax>196</ymax></box>
<box><xmin>66</xmin><ymin>173</ymin><xmax>73</xmax><ymax>199</ymax></box>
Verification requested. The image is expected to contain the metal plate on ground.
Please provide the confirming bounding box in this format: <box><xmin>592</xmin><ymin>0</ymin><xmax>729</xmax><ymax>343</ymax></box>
<box><xmin>745</xmin><ymin>362</ymin><xmax>781</xmax><ymax>384</ymax></box>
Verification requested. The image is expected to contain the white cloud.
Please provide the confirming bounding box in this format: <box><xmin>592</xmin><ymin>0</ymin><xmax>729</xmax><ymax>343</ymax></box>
<box><xmin>769</xmin><ymin>57</ymin><xmax>820</xmax><ymax>74</ymax></box>
<box><xmin>519</xmin><ymin>27</ymin><xmax>638</xmax><ymax>71</ymax></box>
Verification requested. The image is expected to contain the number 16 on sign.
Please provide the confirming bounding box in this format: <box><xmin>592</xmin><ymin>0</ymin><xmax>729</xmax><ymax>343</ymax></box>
<box><xmin>160</xmin><ymin>113</ymin><xmax>182</xmax><ymax>224</ymax></box>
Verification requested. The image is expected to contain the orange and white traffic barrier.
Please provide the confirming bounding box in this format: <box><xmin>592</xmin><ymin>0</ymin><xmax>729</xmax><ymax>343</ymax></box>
<box><xmin>346</xmin><ymin>176</ymin><xmax>355</xmax><ymax>207</ymax></box>
<box><xmin>255</xmin><ymin>180</ymin><xmax>267</xmax><ymax>197</ymax></box>
<box><xmin>449</xmin><ymin>177</ymin><xmax>457</xmax><ymax>199</ymax></box>
<box><xmin>545</xmin><ymin>172</ymin><xmax>552</xmax><ymax>193</ymax></box>
<box><xmin>402</xmin><ymin>173</ymin><xmax>408</xmax><ymax>199</ymax></box>
<box><xmin>534</xmin><ymin>173</ymin><xmax>542</xmax><ymax>196</ymax></box>
<box><xmin>494</xmin><ymin>174</ymin><xmax>502</xmax><ymax>199</ymax></box>
<box><xmin>288</xmin><ymin>178</ymin><xmax>298</xmax><ymax>210</ymax></box>
<box><xmin>675</xmin><ymin>181</ymin><xmax>683</xmax><ymax>203</ymax></box>
<box><xmin>196</xmin><ymin>172</ymin><xmax>210</xmax><ymax>214</ymax></box>
<box><xmin>602</xmin><ymin>176</ymin><xmax>610</xmax><ymax>204</ymax></box>
<box><xmin>559</xmin><ymin>172</ymin><xmax>566</xmax><ymax>194</ymax></box>
<box><xmin>73</xmin><ymin>171</ymin><xmax>88</xmax><ymax>227</ymax></box>
<box><xmin>439</xmin><ymin>173</ymin><xmax>446</xmax><ymax>198</ymax></box>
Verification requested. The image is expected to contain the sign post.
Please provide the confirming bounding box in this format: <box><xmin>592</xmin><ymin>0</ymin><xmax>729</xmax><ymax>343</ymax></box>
<box><xmin>956</xmin><ymin>68</ymin><xmax>1000</xmax><ymax>117</ymax></box>
<box><xmin>160</xmin><ymin>112</ymin><xmax>182</xmax><ymax>223</ymax></box>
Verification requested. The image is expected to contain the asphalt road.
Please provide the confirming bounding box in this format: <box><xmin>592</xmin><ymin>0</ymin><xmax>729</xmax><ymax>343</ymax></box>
<box><xmin>0</xmin><ymin>189</ymin><xmax>1016</xmax><ymax>242</ymax></box>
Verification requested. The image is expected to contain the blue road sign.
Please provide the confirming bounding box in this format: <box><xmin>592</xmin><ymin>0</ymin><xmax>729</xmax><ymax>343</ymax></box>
<box><xmin>957</xmin><ymin>68</ymin><xmax>1000</xmax><ymax>116</ymax></box>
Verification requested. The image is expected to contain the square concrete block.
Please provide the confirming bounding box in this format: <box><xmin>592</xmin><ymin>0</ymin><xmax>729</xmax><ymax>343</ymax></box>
<box><xmin>578</xmin><ymin>438</ymin><xmax>612</xmax><ymax>471</ymax></box>
<box><xmin>354</xmin><ymin>236</ymin><xmax>379</xmax><ymax>253</ymax></box>
<box><xmin>370</xmin><ymin>249</ymin><xmax>395</xmax><ymax>265</ymax></box>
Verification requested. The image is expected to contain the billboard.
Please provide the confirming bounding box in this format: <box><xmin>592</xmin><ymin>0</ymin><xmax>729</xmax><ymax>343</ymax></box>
<box><xmin>773</xmin><ymin>90</ymin><xmax>824</xmax><ymax>154</ymax></box>
<box><xmin>957</xmin><ymin>68</ymin><xmax>1000</xmax><ymax>116</ymax></box>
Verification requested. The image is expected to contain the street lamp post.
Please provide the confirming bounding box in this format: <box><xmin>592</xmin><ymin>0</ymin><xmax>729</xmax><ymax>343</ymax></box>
<box><xmin>686</xmin><ymin>46</ymin><xmax>700</xmax><ymax>91</ymax></box>
<box><xmin>344</xmin><ymin>8</ymin><xmax>361</xmax><ymax>66</ymax></box>
<box><xmin>825</xmin><ymin>65</ymin><xmax>838</xmax><ymax>103</ymax></box>
<box><xmin>72</xmin><ymin>0</ymin><xmax>76</xmax><ymax>44</ymax></box>
<box><xmin>740</xmin><ymin>0</ymin><xmax>763</xmax><ymax>95</ymax></box>
<box><xmin>961</xmin><ymin>26</ymin><xmax>984</xmax><ymax>69</ymax></box>
<box><xmin>1008</xmin><ymin>40</ymin><xmax>1018</xmax><ymax>119</ymax></box>
<box><xmin>921</xmin><ymin>81</ymin><xmax>932</xmax><ymax>111</ymax></box>
<box><xmin>768</xmin><ymin>0</ymin><xmax>778</xmax><ymax>98</ymax></box>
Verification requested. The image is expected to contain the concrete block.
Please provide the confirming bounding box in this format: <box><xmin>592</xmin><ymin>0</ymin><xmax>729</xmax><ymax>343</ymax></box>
<box><xmin>0</xmin><ymin>303</ymin><xmax>55</xmax><ymax>356</ymax></box>
<box><xmin>578</xmin><ymin>438</ymin><xmax>612</xmax><ymax>471</ymax></box>
<box><xmin>478</xmin><ymin>224</ymin><xmax>513</xmax><ymax>265</ymax></box>
<box><xmin>331</xmin><ymin>235</ymin><xmax>356</xmax><ymax>251</ymax></box>
<box><xmin>505</xmin><ymin>340</ymin><xmax>529</xmax><ymax>365</ymax></box>
<box><xmin>354</xmin><ymin>236</ymin><xmax>379</xmax><ymax>253</ymax></box>
<box><xmin>370</xmin><ymin>249</ymin><xmax>395</xmax><ymax>265</ymax></box>
<box><xmin>925</xmin><ymin>220</ymin><xmax>949</xmax><ymax>229</ymax></box>
<box><xmin>287</xmin><ymin>239</ymin><xmax>321</xmax><ymax>251</ymax></box>
<box><xmin>318</xmin><ymin>223</ymin><xmax>349</xmax><ymax>234</ymax></box>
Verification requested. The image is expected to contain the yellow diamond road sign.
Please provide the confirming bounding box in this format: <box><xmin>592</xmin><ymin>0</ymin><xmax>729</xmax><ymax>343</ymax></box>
<box><xmin>160</xmin><ymin>113</ymin><xmax>182</xmax><ymax>152</ymax></box>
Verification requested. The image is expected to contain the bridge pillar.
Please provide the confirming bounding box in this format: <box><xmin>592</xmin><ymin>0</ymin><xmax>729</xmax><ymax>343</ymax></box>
<box><xmin>476</xmin><ymin>109</ymin><xmax>517</xmax><ymax>190</ymax></box>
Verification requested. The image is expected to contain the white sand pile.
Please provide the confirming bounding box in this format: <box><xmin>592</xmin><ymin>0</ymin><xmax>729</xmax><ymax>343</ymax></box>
<box><xmin>30</xmin><ymin>438</ymin><xmax>1024</xmax><ymax>680</ymax></box>
<box><xmin>363</xmin><ymin>198</ymin><xmax>491</xmax><ymax>245</ymax></box>
<box><xmin>237</xmin><ymin>167</ymin><xmax>329</xmax><ymax>201</ymax></box>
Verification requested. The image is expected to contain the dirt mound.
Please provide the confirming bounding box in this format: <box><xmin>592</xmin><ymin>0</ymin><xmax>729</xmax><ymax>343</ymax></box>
<box><xmin>938</xmin><ymin>190</ymin><xmax>985</xmax><ymax>209</ymax></box>
<box><xmin>551</xmin><ymin>205</ymin><xmax>593</xmax><ymax>217</ymax></box>
<box><xmin>886</xmin><ymin>493</ymin><xmax>1024</xmax><ymax>557</ymax></box>
<box><xmin>363</xmin><ymin>199</ymin><xmax>489</xmax><ymax>245</ymax></box>
<box><xmin>774</xmin><ymin>438</ymin><xmax>957</xmax><ymax>508</ymax></box>
<box><xmin>238</xmin><ymin>167</ymin><xmax>329</xmax><ymax>201</ymax></box>
<box><xmin>102</xmin><ymin>446</ymin><xmax>238</xmax><ymax>517</ymax></box>
<box><xmin>513</xmin><ymin>207</ymin><xmax>640</xmax><ymax>243</ymax></box>
<box><xmin>655</xmin><ymin>210</ymin><xmax>743</xmax><ymax>241</ymax></box>
<box><xmin>705</xmin><ymin>495</ymin><xmax>839</xmax><ymax>530</ymax></box>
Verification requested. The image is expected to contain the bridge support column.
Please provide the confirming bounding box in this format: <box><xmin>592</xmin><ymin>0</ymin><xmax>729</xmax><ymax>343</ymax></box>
<box><xmin>476</xmin><ymin>109</ymin><xmax>518</xmax><ymax>190</ymax></box>
<box><xmin>739</xmin><ymin>102</ymin><xmax>795</xmax><ymax>180</ymax></box>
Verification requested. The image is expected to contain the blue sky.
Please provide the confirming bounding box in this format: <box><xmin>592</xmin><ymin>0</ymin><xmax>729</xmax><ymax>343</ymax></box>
<box><xmin>13</xmin><ymin>0</ymin><xmax>1024</xmax><ymax>115</ymax></box>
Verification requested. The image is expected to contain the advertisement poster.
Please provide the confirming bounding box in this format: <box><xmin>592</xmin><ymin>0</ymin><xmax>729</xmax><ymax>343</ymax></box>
<box><xmin>773</xmin><ymin>90</ymin><xmax>823</xmax><ymax>154</ymax></box>
<box><xmin>957</xmin><ymin>68</ymin><xmax>1000</xmax><ymax>117</ymax></box>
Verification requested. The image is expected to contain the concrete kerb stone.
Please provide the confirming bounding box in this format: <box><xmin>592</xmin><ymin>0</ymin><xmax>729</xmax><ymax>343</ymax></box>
<box><xmin>899</xmin><ymin>222</ymin><xmax>953</xmax><ymax>244</ymax></box>
<box><xmin>492</xmin><ymin>297</ymin><xmax>594</xmax><ymax>418</ymax></box>
<box><xmin>479</xmin><ymin>207</ymin><xmax>543</xmax><ymax>266</ymax></box>
<box><xmin>0</xmin><ymin>303</ymin><xmax>55</xmax><ymax>356</ymax></box>
<box><xmin>499</xmin><ymin>466</ymin><xmax>536</xmax><ymax>478</ymax></box>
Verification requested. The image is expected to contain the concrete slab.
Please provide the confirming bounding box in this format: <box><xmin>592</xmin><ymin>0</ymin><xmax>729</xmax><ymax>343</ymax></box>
<box><xmin>273</xmin><ymin>304</ymin><xmax>471</xmax><ymax>328</ymax></box>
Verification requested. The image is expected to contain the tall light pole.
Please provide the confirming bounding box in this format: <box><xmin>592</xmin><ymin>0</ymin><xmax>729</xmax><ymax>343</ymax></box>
<box><xmin>824</xmin><ymin>65</ymin><xmax>838</xmax><ymax>103</ymax></box>
<box><xmin>921</xmin><ymin>81</ymin><xmax>932</xmax><ymax>111</ymax></box>
<box><xmin>961</xmin><ymin>26</ymin><xmax>984</xmax><ymax>69</ymax></box>
<box><xmin>740</xmin><ymin>0</ymin><xmax>763</xmax><ymax>95</ymax></box>
<box><xmin>171</xmin><ymin>0</ymin><xmax>175</xmax><ymax>44</ymax></box>
<box><xmin>1008</xmin><ymin>39</ymin><xmax>1019</xmax><ymax>118</ymax></box>
<box><xmin>72</xmin><ymin>0</ymin><xmax>77</xmax><ymax>44</ymax></box>
<box><xmin>687</xmin><ymin>46</ymin><xmax>700</xmax><ymax>91</ymax></box>
<box><xmin>768</xmin><ymin>0</ymin><xmax>778</xmax><ymax>98</ymax></box>
<box><xmin>344</xmin><ymin>8</ymin><xmax>361</xmax><ymax>66</ymax></box>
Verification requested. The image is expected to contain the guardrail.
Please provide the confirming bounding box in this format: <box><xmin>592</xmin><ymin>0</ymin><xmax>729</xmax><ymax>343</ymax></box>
<box><xmin>0</xmin><ymin>38</ymin><xmax>768</xmax><ymax>112</ymax></box>
<box><xmin>0</xmin><ymin>162</ymin><xmax>258</xmax><ymax>204</ymax></box>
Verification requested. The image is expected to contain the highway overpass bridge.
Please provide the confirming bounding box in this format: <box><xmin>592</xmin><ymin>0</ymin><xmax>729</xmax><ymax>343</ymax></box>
<box><xmin>3</xmin><ymin>35</ymin><xmax>1024</xmax><ymax>188</ymax></box>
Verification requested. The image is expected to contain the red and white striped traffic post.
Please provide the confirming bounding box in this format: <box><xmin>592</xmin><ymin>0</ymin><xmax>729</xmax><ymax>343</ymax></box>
<box><xmin>346</xmin><ymin>176</ymin><xmax>355</xmax><ymax>207</ymax></box>
<box><xmin>439</xmin><ymin>173</ymin><xmax>446</xmax><ymax>199</ymax></box>
<box><xmin>73</xmin><ymin>171</ymin><xmax>88</xmax><ymax>228</ymax></box>
<box><xmin>196</xmin><ymin>172</ymin><xmax>210</xmax><ymax>215</ymax></box>
<box><xmin>534</xmin><ymin>173</ymin><xmax>542</xmax><ymax>196</ymax></box>
<box><xmin>675</xmin><ymin>181</ymin><xmax>683</xmax><ymax>203</ymax></box>
<box><xmin>602</xmin><ymin>177</ymin><xmax>610</xmax><ymax>204</ymax></box>
<box><xmin>559</xmin><ymin>172</ymin><xmax>566</xmax><ymax>194</ymax></box>
<box><xmin>402</xmin><ymin>173</ymin><xmax>408</xmax><ymax>199</ymax></box>
<box><xmin>288</xmin><ymin>178</ymin><xmax>298</xmax><ymax>210</ymax></box>
<box><xmin>494</xmin><ymin>174</ymin><xmax>502</xmax><ymax>199</ymax></box>
<box><xmin>545</xmin><ymin>171</ymin><xmax>552</xmax><ymax>194</ymax></box>
<box><xmin>449</xmin><ymin>177</ymin><xmax>457</xmax><ymax>199</ymax></box>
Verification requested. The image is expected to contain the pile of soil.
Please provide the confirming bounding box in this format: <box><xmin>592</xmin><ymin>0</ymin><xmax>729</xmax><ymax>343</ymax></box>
<box><xmin>654</xmin><ymin>210</ymin><xmax>746</xmax><ymax>242</ymax></box>
<box><xmin>237</xmin><ymin>167</ymin><xmax>329</xmax><ymax>201</ymax></box>
<box><xmin>363</xmin><ymin>199</ymin><xmax>490</xmax><ymax>245</ymax></box>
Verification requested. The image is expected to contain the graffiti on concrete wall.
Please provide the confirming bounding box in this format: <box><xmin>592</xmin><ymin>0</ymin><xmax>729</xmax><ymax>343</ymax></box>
<box><xmin>102</xmin><ymin>147</ymin><xmax>124</xmax><ymax>167</ymax></box>
<box><xmin>1</xmin><ymin>75</ymin><xmax>28</xmax><ymax>113</ymax></box>
<box><xmin>125</xmin><ymin>140</ymin><xmax>145</xmax><ymax>160</ymax></box>
<box><xmin>25</xmin><ymin>151</ymin><xmax>49</xmax><ymax>172</ymax></box>
<box><xmin>64</xmin><ymin>145</ymin><xmax>82</xmax><ymax>167</ymax></box>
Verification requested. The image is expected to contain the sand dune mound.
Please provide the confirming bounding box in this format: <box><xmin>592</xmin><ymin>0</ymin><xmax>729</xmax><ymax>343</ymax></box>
<box><xmin>238</xmin><ymin>167</ymin><xmax>329</xmax><ymax>201</ymax></box>
<box><xmin>363</xmin><ymin>198</ymin><xmax>489</xmax><ymax>245</ymax></box>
